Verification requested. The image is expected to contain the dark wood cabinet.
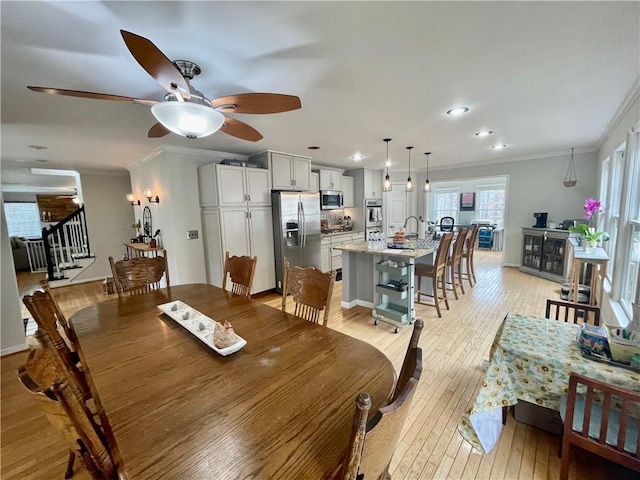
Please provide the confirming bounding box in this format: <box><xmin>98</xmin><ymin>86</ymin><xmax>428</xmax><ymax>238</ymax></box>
<box><xmin>519</xmin><ymin>228</ymin><xmax>570</xmax><ymax>283</ymax></box>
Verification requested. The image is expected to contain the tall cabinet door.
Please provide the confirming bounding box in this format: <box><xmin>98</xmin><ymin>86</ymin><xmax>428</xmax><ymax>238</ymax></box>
<box><xmin>292</xmin><ymin>156</ymin><xmax>311</xmax><ymax>191</ymax></box>
<box><xmin>271</xmin><ymin>153</ymin><xmax>293</xmax><ymax>189</ymax></box>
<box><xmin>248</xmin><ymin>207</ymin><xmax>276</xmax><ymax>293</ymax></box>
<box><xmin>216</xmin><ymin>165</ymin><xmax>247</xmax><ymax>206</ymax></box>
<box><xmin>246</xmin><ymin>168</ymin><xmax>271</xmax><ymax>206</ymax></box>
<box><xmin>219</xmin><ymin>207</ymin><xmax>251</xmax><ymax>259</ymax></box>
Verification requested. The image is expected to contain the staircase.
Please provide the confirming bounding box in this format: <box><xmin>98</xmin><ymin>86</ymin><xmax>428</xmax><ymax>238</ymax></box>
<box><xmin>39</xmin><ymin>205</ymin><xmax>95</xmax><ymax>286</ymax></box>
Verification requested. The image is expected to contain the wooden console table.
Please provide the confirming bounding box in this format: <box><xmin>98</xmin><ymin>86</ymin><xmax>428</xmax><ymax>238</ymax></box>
<box><xmin>124</xmin><ymin>242</ymin><xmax>163</xmax><ymax>258</ymax></box>
<box><xmin>568</xmin><ymin>239</ymin><xmax>609</xmax><ymax>306</ymax></box>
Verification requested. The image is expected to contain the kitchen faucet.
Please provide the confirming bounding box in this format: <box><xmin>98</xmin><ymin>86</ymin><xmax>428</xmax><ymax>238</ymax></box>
<box><xmin>403</xmin><ymin>216</ymin><xmax>419</xmax><ymax>236</ymax></box>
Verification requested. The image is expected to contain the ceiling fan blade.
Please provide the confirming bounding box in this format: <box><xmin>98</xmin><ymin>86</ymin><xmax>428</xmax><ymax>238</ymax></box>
<box><xmin>27</xmin><ymin>86</ymin><xmax>157</xmax><ymax>106</ymax></box>
<box><xmin>120</xmin><ymin>30</ymin><xmax>190</xmax><ymax>99</ymax></box>
<box><xmin>148</xmin><ymin>123</ymin><xmax>170</xmax><ymax>138</ymax></box>
<box><xmin>221</xmin><ymin>117</ymin><xmax>263</xmax><ymax>142</ymax></box>
<box><xmin>212</xmin><ymin>93</ymin><xmax>301</xmax><ymax>114</ymax></box>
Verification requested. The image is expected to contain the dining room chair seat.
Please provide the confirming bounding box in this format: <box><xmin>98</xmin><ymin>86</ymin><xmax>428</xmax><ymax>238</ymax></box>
<box><xmin>282</xmin><ymin>261</ymin><xmax>336</xmax><ymax>326</ymax></box>
<box><xmin>415</xmin><ymin>232</ymin><xmax>454</xmax><ymax>318</ymax></box>
<box><xmin>559</xmin><ymin>372</ymin><xmax>640</xmax><ymax>479</ymax></box>
<box><xmin>109</xmin><ymin>250</ymin><xmax>169</xmax><ymax>297</ymax></box>
<box><xmin>222</xmin><ymin>251</ymin><xmax>257</xmax><ymax>297</ymax></box>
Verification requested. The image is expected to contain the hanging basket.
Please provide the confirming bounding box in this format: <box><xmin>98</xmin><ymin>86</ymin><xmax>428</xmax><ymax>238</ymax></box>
<box><xmin>564</xmin><ymin>148</ymin><xmax>577</xmax><ymax>187</ymax></box>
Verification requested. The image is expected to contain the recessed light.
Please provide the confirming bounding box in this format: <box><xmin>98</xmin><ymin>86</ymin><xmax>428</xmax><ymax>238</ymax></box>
<box><xmin>475</xmin><ymin>130</ymin><xmax>493</xmax><ymax>137</ymax></box>
<box><xmin>384</xmin><ymin>160</ymin><xmax>395</xmax><ymax>167</ymax></box>
<box><xmin>492</xmin><ymin>144</ymin><xmax>507</xmax><ymax>150</ymax></box>
<box><xmin>35</xmin><ymin>159</ymin><xmax>48</xmax><ymax>163</ymax></box>
<box><xmin>446</xmin><ymin>107</ymin><xmax>469</xmax><ymax>116</ymax></box>
<box><xmin>351</xmin><ymin>153</ymin><xmax>365</xmax><ymax>161</ymax></box>
<box><xmin>307</xmin><ymin>146</ymin><xmax>320</xmax><ymax>150</ymax></box>
<box><xmin>28</xmin><ymin>145</ymin><xmax>47</xmax><ymax>150</ymax></box>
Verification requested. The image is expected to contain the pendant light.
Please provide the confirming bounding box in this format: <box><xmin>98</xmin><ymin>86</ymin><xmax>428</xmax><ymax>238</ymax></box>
<box><xmin>423</xmin><ymin>152</ymin><xmax>431</xmax><ymax>192</ymax></box>
<box><xmin>563</xmin><ymin>147</ymin><xmax>577</xmax><ymax>187</ymax></box>
<box><xmin>383</xmin><ymin>138</ymin><xmax>392</xmax><ymax>192</ymax></box>
<box><xmin>405</xmin><ymin>146</ymin><xmax>414</xmax><ymax>192</ymax></box>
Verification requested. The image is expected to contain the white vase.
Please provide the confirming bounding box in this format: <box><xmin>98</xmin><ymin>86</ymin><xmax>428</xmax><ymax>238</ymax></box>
<box><xmin>585</xmin><ymin>240</ymin><xmax>597</xmax><ymax>254</ymax></box>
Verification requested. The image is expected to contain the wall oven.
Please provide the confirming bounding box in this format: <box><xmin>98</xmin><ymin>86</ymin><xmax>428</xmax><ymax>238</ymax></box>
<box><xmin>320</xmin><ymin>190</ymin><xmax>343</xmax><ymax>210</ymax></box>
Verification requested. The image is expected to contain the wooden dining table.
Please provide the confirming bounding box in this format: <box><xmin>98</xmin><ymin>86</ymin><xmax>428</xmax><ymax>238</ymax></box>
<box><xmin>71</xmin><ymin>284</ymin><xmax>395</xmax><ymax>479</ymax></box>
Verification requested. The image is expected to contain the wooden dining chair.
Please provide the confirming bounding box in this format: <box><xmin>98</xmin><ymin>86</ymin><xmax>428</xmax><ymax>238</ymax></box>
<box><xmin>545</xmin><ymin>299</ymin><xmax>601</xmax><ymax>326</ymax></box>
<box><xmin>415</xmin><ymin>232</ymin><xmax>454</xmax><ymax>318</ymax></box>
<box><xmin>281</xmin><ymin>261</ymin><xmax>335</xmax><ymax>326</ymax></box>
<box><xmin>341</xmin><ymin>344</ymin><xmax>423</xmax><ymax>479</ymax></box>
<box><xmin>559</xmin><ymin>372</ymin><xmax>640</xmax><ymax>480</ymax></box>
<box><xmin>440</xmin><ymin>216</ymin><xmax>455</xmax><ymax>232</ymax></box>
<box><xmin>18</xmin><ymin>369</ymin><xmax>120</xmax><ymax>479</ymax></box>
<box><xmin>22</xmin><ymin>288</ymin><xmax>88</xmax><ymax>395</ymax></box>
<box><xmin>109</xmin><ymin>250</ymin><xmax>169</xmax><ymax>297</ymax></box>
<box><xmin>446</xmin><ymin>227</ymin><xmax>468</xmax><ymax>299</ymax></box>
<box><xmin>222</xmin><ymin>251</ymin><xmax>257</xmax><ymax>297</ymax></box>
<box><xmin>461</xmin><ymin>224</ymin><xmax>480</xmax><ymax>287</ymax></box>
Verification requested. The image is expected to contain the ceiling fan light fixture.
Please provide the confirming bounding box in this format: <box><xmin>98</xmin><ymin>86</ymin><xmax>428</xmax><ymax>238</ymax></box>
<box><xmin>151</xmin><ymin>102</ymin><xmax>224</xmax><ymax>139</ymax></box>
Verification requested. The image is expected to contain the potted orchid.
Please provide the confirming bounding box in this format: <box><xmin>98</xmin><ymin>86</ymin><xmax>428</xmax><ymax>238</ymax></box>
<box><xmin>569</xmin><ymin>198</ymin><xmax>609</xmax><ymax>253</ymax></box>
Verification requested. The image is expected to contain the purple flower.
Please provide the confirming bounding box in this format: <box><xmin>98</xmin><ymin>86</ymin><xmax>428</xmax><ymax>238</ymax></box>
<box><xmin>584</xmin><ymin>198</ymin><xmax>603</xmax><ymax>219</ymax></box>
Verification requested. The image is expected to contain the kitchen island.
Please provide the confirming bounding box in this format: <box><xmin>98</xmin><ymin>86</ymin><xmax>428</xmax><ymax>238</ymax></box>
<box><xmin>333</xmin><ymin>240</ymin><xmax>437</xmax><ymax>332</ymax></box>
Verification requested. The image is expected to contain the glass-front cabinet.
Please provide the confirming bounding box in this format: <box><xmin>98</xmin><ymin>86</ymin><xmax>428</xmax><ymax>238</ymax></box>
<box><xmin>520</xmin><ymin>228</ymin><xmax>570</xmax><ymax>283</ymax></box>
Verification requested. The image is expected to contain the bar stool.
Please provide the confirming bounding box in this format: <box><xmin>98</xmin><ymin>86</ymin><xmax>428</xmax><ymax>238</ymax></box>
<box><xmin>461</xmin><ymin>225</ymin><xmax>480</xmax><ymax>287</ymax></box>
<box><xmin>447</xmin><ymin>228</ymin><xmax>468</xmax><ymax>300</ymax></box>
<box><xmin>415</xmin><ymin>232</ymin><xmax>454</xmax><ymax>318</ymax></box>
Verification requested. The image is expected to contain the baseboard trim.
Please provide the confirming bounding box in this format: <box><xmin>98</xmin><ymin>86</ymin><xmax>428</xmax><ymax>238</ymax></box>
<box><xmin>341</xmin><ymin>299</ymin><xmax>374</xmax><ymax>309</ymax></box>
<box><xmin>1</xmin><ymin>343</ymin><xmax>29</xmax><ymax>356</ymax></box>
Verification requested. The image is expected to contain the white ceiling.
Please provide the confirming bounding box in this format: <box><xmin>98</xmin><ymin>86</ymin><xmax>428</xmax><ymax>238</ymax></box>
<box><xmin>1</xmin><ymin>1</ymin><xmax>639</xmax><ymax>183</ymax></box>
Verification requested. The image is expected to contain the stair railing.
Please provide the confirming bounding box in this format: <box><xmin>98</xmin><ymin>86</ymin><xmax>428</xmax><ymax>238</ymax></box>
<box><xmin>42</xmin><ymin>205</ymin><xmax>91</xmax><ymax>280</ymax></box>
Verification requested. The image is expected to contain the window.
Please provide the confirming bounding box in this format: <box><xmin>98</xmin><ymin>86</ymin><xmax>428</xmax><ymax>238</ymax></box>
<box><xmin>476</xmin><ymin>186</ymin><xmax>506</xmax><ymax>227</ymax></box>
<box><xmin>603</xmin><ymin>147</ymin><xmax>625</xmax><ymax>279</ymax></box>
<box><xmin>3</xmin><ymin>202</ymin><xmax>42</xmax><ymax>238</ymax></box>
<box><xmin>433</xmin><ymin>188</ymin><xmax>458</xmax><ymax>222</ymax></box>
<box><xmin>619</xmin><ymin>127</ymin><xmax>640</xmax><ymax>318</ymax></box>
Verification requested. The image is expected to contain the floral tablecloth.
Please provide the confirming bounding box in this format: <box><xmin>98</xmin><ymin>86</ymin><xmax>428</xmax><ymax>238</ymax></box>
<box><xmin>458</xmin><ymin>312</ymin><xmax>640</xmax><ymax>453</ymax></box>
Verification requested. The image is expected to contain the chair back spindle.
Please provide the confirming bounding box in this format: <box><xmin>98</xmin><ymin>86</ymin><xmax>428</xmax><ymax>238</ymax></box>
<box><xmin>109</xmin><ymin>250</ymin><xmax>169</xmax><ymax>297</ymax></box>
<box><xmin>223</xmin><ymin>252</ymin><xmax>257</xmax><ymax>297</ymax></box>
<box><xmin>282</xmin><ymin>261</ymin><xmax>336</xmax><ymax>326</ymax></box>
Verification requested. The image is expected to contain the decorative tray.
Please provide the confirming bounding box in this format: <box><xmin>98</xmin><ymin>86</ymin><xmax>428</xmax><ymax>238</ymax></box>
<box><xmin>157</xmin><ymin>300</ymin><xmax>246</xmax><ymax>356</ymax></box>
<box><xmin>580</xmin><ymin>350</ymin><xmax>640</xmax><ymax>373</ymax></box>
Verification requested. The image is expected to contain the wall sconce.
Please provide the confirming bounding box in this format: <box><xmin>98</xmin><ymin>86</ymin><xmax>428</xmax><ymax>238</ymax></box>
<box><xmin>144</xmin><ymin>189</ymin><xmax>160</xmax><ymax>204</ymax></box>
<box><xmin>126</xmin><ymin>193</ymin><xmax>141</xmax><ymax>206</ymax></box>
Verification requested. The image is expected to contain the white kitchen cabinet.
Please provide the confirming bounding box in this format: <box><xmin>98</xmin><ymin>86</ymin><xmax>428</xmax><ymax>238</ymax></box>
<box><xmin>321</xmin><ymin>244</ymin><xmax>331</xmax><ymax>272</ymax></box>
<box><xmin>319</xmin><ymin>170</ymin><xmax>342</xmax><ymax>191</ymax></box>
<box><xmin>310</xmin><ymin>172</ymin><xmax>319</xmax><ymax>194</ymax></box>
<box><xmin>198</xmin><ymin>163</ymin><xmax>270</xmax><ymax>207</ymax></box>
<box><xmin>342</xmin><ymin>176</ymin><xmax>354</xmax><ymax>207</ymax></box>
<box><xmin>252</xmin><ymin>151</ymin><xmax>311</xmax><ymax>191</ymax></box>
<box><xmin>218</xmin><ymin>206</ymin><xmax>275</xmax><ymax>294</ymax></box>
<box><xmin>364</xmin><ymin>169</ymin><xmax>383</xmax><ymax>199</ymax></box>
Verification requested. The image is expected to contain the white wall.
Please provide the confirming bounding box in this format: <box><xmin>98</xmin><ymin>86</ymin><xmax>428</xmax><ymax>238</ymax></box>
<box><xmin>1</xmin><ymin>197</ymin><xmax>28</xmax><ymax>355</ymax></box>
<box><xmin>74</xmin><ymin>172</ymin><xmax>135</xmax><ymax>281</ymax></box>
<box><xmin>407</xmin><ymin>152</ymin><xmax>598</xmax><ymax>266</ymax></box>
<box><xmin>129</xmin><ymin>146</ymin><xmax>224</xmax><ymax>286</ymax></box>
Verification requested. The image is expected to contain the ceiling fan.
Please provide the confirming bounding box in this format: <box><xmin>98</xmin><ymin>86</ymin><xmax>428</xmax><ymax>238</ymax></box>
<box><xmin>27</xmin><ymin>30</ymin><xmax>302</xmax><ymax>141</ymax></box>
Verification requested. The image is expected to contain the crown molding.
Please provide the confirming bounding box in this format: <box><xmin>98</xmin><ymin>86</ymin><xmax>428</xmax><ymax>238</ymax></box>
<box><xmin>128</xmin><ymin>145</ymin><xmax>249</xmax><ymax>171</ymax></box>
<box><xmin>598</xmin><ymin>77</ymin><xmax>640</xmax><ymax>147</ymax></box>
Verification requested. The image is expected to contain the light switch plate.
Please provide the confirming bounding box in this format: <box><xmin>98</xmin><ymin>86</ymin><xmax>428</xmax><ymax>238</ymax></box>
<box><xmin>187</xmin><ymin>230</ymin><xmax>199</xmax><ymax>240</ymax></box>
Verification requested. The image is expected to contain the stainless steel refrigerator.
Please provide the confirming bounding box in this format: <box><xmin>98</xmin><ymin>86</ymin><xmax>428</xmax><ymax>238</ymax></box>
<box><xmin>272</xmin><ymin>191</ymin><xmax>321</xmax><ymax>292</ymax></box>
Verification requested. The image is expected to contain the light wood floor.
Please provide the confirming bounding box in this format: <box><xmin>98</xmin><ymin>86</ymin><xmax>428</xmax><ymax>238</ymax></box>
<box><xmin>2</xmin><ymin>251</ymin><xmax>637</xmax><ymax>479</ymax></box>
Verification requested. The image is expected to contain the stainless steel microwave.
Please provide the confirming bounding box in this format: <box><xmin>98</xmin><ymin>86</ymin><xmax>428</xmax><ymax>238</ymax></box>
<box><xmin>320</xmin><ymin>190</ymin><xmax>343</xmax><ymax>210</ymax></box>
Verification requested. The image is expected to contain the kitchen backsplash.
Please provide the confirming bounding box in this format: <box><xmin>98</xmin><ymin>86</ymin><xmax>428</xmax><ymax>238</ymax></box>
<box><xmin>321</xmin><ymin>209</ymin><xmax>345</xmax><ymax>226</ymax></box>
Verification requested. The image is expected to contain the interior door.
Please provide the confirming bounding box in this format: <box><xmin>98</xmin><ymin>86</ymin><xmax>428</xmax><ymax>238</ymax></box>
<box><xmin>385</xmin><ymin>183</ymin><xmax>408</xmax><ymax>236</ymax></box>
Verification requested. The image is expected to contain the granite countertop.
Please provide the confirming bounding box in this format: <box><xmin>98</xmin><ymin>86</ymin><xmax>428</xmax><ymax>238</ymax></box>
<box><xmin>333</xmin><ymin>241</ymin><xmax>437</xmax><ymax>259</ymax></box>
<box><xmin>320</xmin><ymin>229</ymin><xmax>363</xmax><ymax>237</ymax></box>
